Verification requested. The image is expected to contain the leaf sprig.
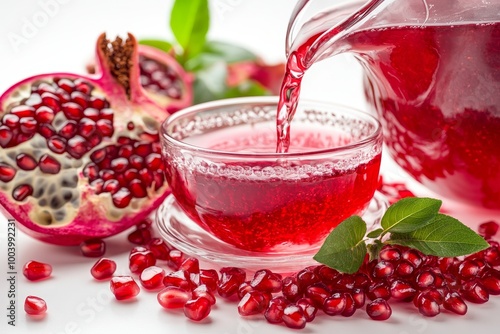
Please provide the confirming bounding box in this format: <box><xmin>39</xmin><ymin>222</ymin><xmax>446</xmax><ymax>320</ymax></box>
<box><xmin>314</xmin><ymin>197</ymin><xmax>489</xmax><ymax>274</ymax></box>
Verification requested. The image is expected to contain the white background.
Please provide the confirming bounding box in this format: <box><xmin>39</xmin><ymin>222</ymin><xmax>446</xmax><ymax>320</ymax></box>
<box><xmin>0</xmin><ymin>0</ymin><xmax>499</xmax><ymax>333</ymax></box>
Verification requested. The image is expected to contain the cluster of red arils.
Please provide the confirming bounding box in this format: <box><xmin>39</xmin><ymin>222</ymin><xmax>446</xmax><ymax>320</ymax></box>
<box><xmin>22</xmin><ymin>219</ymin><xmax>500</xmax><ymax>329</ymax></box>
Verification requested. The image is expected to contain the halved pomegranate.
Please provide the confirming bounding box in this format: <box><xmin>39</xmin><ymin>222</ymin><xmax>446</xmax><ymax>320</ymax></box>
<box><xmin>0</xmin><ymin>33</ymin><xmax>171</xmax><ymax>245</ymax></box>
<box><xmin>88</xmin><ymin>45</ymin><xmax>193</xmax><ymax>113</ymax></box>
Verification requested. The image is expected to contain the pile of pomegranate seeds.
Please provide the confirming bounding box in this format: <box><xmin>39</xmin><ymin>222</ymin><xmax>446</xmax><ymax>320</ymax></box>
<box><xmin>23</xmin><ymin>219</ymin><xmax>500</xmax><ymax>329</ymax></box>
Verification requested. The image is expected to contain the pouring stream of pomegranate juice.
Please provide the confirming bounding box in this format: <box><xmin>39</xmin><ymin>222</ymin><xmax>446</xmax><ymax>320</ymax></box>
<box><xmin>279</xmin><ymin>0</ymin><xmax>500</xmax><ymax>209</ymax></box>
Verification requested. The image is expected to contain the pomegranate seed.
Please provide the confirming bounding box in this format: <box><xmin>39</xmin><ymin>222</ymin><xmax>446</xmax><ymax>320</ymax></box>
<box><xmin>402</xmin><ymin>249</ymin><xmax>423</xmax><ymax>268</ymax></box>
<box><xmin>238</xmin><ymin>290</ymin><xmax>269</xmax><ymax>316</ymax></box>
<box><xmin>184</xmin><ymin>297</ymin><xmax>211</xmax><ymax>321</ymax></box>
<box><xmin>250</xmin><ymin>269</ymin><xmax>282</xmax><ymax>293</ymax></box>
<box><xmin>57</xmin><ymin>78</ymin><xmax>75</xmax><ymax>93</ymax></box>
<box><xmin>323</xmin><ymin>292</ymin><xmax>346</xmax><ymax>316</ymax></box>
<box><xmin>193</xmin><ymin>284</ymin><xmax>216</xmax><ymax>305</ymax></box>
<box><xmin>38</xmin><ymin>124</ymin><xmax>55</xmax><ymax>139</ymax></box>
<box><xmin>481</xmin><ymin>275</ymin><xmax>500</xmax><ymax>295</ymax></box>
<box><xmin>265</xmin><ymin>296</ymin><xmax>289</xmax><ymax>323</ymax></box>
<box><xmin>138</xmin><ymin>168</ymin><xmax>153</xmax><ymax>185</ymax></box>
<box><xmin>341</xmin><ymin>293</ymin><xmax>356</xmax><ymax>317</ymax></box>
<box><xmin>478</xmin><ymin>221</ymin><xmax>499</xmax><ymax>238</ymax></box>
<box><xmin>129</xmin><ymin>155</ymin><xmax>144</xmax><ymax>170</ymax></box>
<box><xmin>62</xmin><ymin>102</ymin><xmax>83</xmax><ymax>120</ymax></box>
<box><xmin>110</xmin><ymin>276</ymin><xmax>140</xmax><ymax>300</ymax></box>
<box><xmin>100</xmin><ymin>108</ymin><xmax>114</xmax><ymax>121</ymax></box>
<box><xmin>0</xmin><ymin>125</ymin><xmax>13</xmax><ymax>147</ymax></box>
<box><xmin>75</xmin><ymin>80</ymin><xmax>92</xmax><ymax>95</ymax></box>
<box><xmin>89</xmin><ymin>96</ymin><xmax>107</xmax><ymax>109</ymax></box>
<box><xmin>127</xmin><ymin>227</ymin><xmax>152</xmax><ymax>245</ymax></box>
<box><xmin>483</xmin><ymin>247</ymin><xmax>500</xmax><ymax>266</ymax></box>
<box><xmin>297</xmin><ymin>268</ymin><xmax>321</xmax><ymax>291</ymax></box>
<box><xmin>295</xmin><ymin>297</ymin><xmax>317</xmax><ymax>322</ymax></box>
<box><xmin>443</xmin><ymin>291</ymin><xmax>468</xmax><ymax>315</ymax></box>
<box><xmin>282</xmin><ymin>304</ymin><xmax>306</xmax><ymax>329</ymax></box>
<box><xmin>218</xmin><ymin>267</ymin><xmax>246</xmax><ymax>299</ymax></box>
<box><xmin>148</xmin><ymin>238</ymin><xmax>170</xmax><ymax>260</ymax></box>
<box><xmin>38</xmin><ymin>154</ymin><xmax>61</xmax><ymax>174</ymax></box>
<box><xmin>158</xmin><ymin>286</ymin><xmax>191</xmax><ymax>309</ymax></box>
<box><xmin>180</xmin><ymin>257</ymin><xmax>200</xmax><ymax>275</ymax></box>
<box><xmin>315</xmin><ymin>265</ymin><xmax>339</xmax><ymax>283</ymax></box>
<box><xmin>112</xmin><ymin>188</ymin><xmax>132</xmax><ymax>208</ymax></box>
<box><xmin>390</xmin><ymin>279</ymin><xmax>417</xmax><ymax>300</ymax></box>
<box><xmin>78</xmin><ymin>118</ymin><xmax>97</xmax><ymax>138</ymax></box>
<box><xmin>23</xmin><ymin>260</ymin><xmax>52</xmax><ymax>281</ymax></box>
<box><xmin>200</xmin><ymin>269</ymin><xmax>219</xmax><ymax>292</ymax></box>
<box><xmin>129</xmin><ymin>248</ymin><xmax>156</xmax><ymax>274</ymax></box>
<box><xmin>238</xmin><ymin>281</ymin><xmax>254</xmax><ymax>299</ymax></box>
<box><xmin>153</xmin><ymin>170</ymin><xmax>165</xmax><ymax>190</ymax></box>
<box><xmin>352</xmin><ymin>288</ymin><xmax>366</xmax><ymax>308</ymax></box>
<box><xmin>80</xmin><ymin>239</ymin><xmax>106</xmax><ymax>257</ymax></box>
<box><xmin>111</xmin><ymin>157</ymin><xmax>129</xmax><ymax>173</ymax></box>
<box><xmin>367</xmin><ymin>281</ymin><xmax>391</xmax><ymax>301</ymax></box>
<box><xmin>47</xmin><ymin>135</ymin><xmax>67</xmax><ymax>153</ymax></box>
<box><xmin>16</xmin><ymin>153</ymin><xmax>37</xmax><ymax>170</ymax></box>
<box><xmin>168</xmin><ymin>249</ymin><xmax>183</xmax><ymax>270</ymax></box>
<box><xmin>145</xmin><ymin>153</ymin><xmax>163</xmax><ymax>170</ymax></box>
<box><xmin>90</xmin><ymin>148</ymin><xmax>107</xmax><ymax>164</ymax></box>
<box><xmin>134</xmin><ymin>143</ymin><xmax>151</xmax><ymax>157</ymax></box>
<box><xmin>118</xmin><ymin>144</ymin><xmax>133</xmax><ymax>158</ymax></box>
<box><xmin>416</xmin><ymin>270</ymin><xmax>435</xmax><ymax>289</ymax></box>
<box><xmin>366</xmin><ymin>298</ymin><xmax>392</xmax><ymax>320</ymax></box>
<box><xmin>35</xmin><ymin>106</ymin><xmax>54</xmax><ymax>123</ymax></box>
<box><xmin>163</xmin><ymin>270</ymin><xmax>193</xmax><ymax>291</ymax></box>
<box><xmin>41</xmin><ymin>92</ymin><xmax>60</xmax><ymax>111</ymax></box>
<box><xmin>414</xmin><ymin>289</ymin><xmax>444</xmax><ymax>307</ymax></box>
<box><xmin>67</xmin><ymin>135</ymin><xmax>88</xmax><ymax>158</ymax></box>
<box><xmin>12</xmin><ymin>184</ymin><xmax>33</xmax><ymax>201</ymax></box>
<box><xmin>90</xmin><ymin>258</ymin><xmax>116</xmax><ymax>280</ymax></box>
<box><xmin>25</xmin><ymin>93</ymin><xmax>42</xmax><ymax>107</ymax></box>
<box><xmin>282</xmin><ymin>276</ymin><xmax>302</xmax><ymax>302</ymax></box>
<box><xmin>19</xmin><ymin>117</ymin><xmax>37</xmax><ymax>134</ymax></box>
<box><xmin>83</xmin><ymin>163</ymin><xmax>99</xmax><ymax>181</ymax></box>
<box><xmin>461</xmin><ymin>280</ymin><xmax>489</xmax><ymax>303</ymax></box>
<box><xmin>36</xmin><ymin>82</ymin><xmax>56</xmax><ymax>94</ymax></box>
<box><xmin>140</xmin><ymin>266</ymin><xmax>165</xmax><ymax>289</ymax></box>
<box><xmin>24</xmin><ymin>296</ymin><xmax>47</xmax><ymax>316</ymax></box>
<box><xmin>3</xmin><ymin>114</ymin><xmax>20</xmax><ymax>128</ymax></box>
<box><xmin>99</xmin><ymin>169</ymin><xmax>115</xmax><ymax>181</ymax></box>
<box><xmin>129</xmin><ymin>179</ymin><xmax>147</xmax><ymax>198</ymax></box>
<box><xmin>103</xmin><ymin>179</ymin><xmax>120</xmax><ymax>194</ymax></box>
<box><xmin>417</xmin><ymin>295</ymin><xmax>440</xmax><ymax>317</ymax></box>
<box><xmin>380</xmin><ymin>247</ymin><xmax>402</xmax><ymax>262</ymax></box>
<box><xmin>96</xmin><ymin>119</ymin><xmax>114</xmax><ymax>137</ymax></box>
<box><xmin>0</xmin><ymin>162</ymin><xmax>16</xmax><ymax>182</ymax></box>
<box><xmin>11</xmin><ymin>105</ymin><xmax>35</xmax><ymax>118</ymax></box>
<box><xmin>305</xmin><ymin>283</ymin><xmax>330</xmax><ymax>308</ymax></box>
<box><xmin>372</xmin><ymin>260</ymin><xmax>395</xmax><ymax>278</ymax></box>
<box><xmin>458</xmin><ymin>260</ymin><xmax>480</xmax><ymax>279</ymax></box>
<box><xmin>83</xmin><ymin>107</ymin><xmax>100</xmax><ymax>121</ymax></box>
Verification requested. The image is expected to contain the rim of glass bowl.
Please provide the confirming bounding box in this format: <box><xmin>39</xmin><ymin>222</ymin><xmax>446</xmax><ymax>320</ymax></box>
<box><xmin>161</xmin><ymin>96</ymin><xmax>382</xmax><ymax>158</ymax></box>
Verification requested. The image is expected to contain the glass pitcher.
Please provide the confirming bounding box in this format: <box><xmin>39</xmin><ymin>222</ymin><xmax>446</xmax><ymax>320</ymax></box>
<box><xmin>286</xmin><ymin>0</ymin><xmax>500</xmax><ymax>209</ymax></box>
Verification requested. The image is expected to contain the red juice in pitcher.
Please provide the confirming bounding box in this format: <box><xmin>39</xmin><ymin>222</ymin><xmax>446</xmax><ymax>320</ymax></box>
<box><xmin>280</xmin><ymin>6</ymin><xmax>500</xmax><ymax>208</ymax></box>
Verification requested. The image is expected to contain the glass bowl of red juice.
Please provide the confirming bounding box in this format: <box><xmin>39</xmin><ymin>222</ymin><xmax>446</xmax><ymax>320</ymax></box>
<box><xmin>160</xmin><ymin>97</ymin><xmax>383</xmax><ymax>252</ymax></box>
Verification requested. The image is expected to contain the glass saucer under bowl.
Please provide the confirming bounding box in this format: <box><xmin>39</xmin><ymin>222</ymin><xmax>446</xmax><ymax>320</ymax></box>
<box><xmin>155</xmin><ymin>192</ymin><xmax>388</xmax><ymax>273</ymax></box>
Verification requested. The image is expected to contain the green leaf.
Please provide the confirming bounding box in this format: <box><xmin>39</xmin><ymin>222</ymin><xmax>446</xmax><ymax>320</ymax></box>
<box><xmin>192</xmin><ymin>61</ymin><xmax>228</xmax><ymax>104</ymax></box>
<box><xmin>138</xmin><ymin>39</ymin><xmax>173</xmax><ymax>53</ymax></box>
<box><xmin>313</xmin><ymin>216</ymin><xmax>367</xmax><ymax>274</ymax></box>
<box><xmin>170</xmin><ymin>0</ymin><xmax>210</xmax><ymax>60</ymax></box>
<box><xmin>224</xmin><ymin>81</ymin><xmax>269</xmax><ymax>99</ymax></box>
<box><xmin>381</xmin><ymin>197</ymin><xmax>442</xmax><ymax>233</ymax></box>
<box><xmin>203</xmin><ymin>41</ymin><xmax>257</xmax><ymax>63</ymax></box>
<box><xmin>184</xmin><ymin>41</ymin><xmax>258</xmax><ymax>72</ymax></box>
<box><xmin>388</xmin><ymin>214</ymin><xmax>489</xmax><ymax>257</ymax></box>
<box><xmin>367</xmin><ymin>228</ymin><xmax>384</xmax><ymax>239</ymax></box>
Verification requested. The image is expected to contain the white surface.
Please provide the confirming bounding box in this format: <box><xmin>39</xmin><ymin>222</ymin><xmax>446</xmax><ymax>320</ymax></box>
<box><xmin>0</xmin><ymin>0</ymin><xmax>499</xmax><ymax>333</ymax></box>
